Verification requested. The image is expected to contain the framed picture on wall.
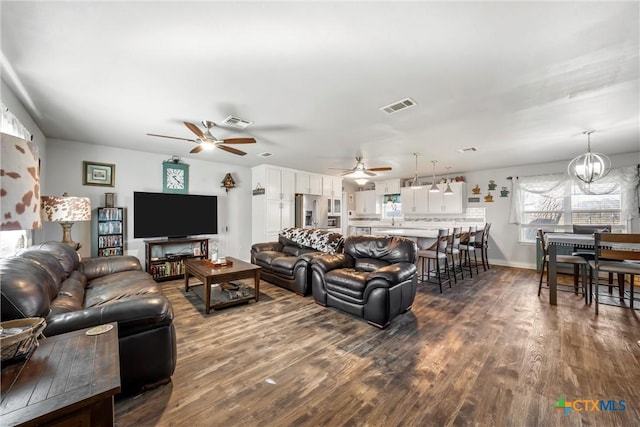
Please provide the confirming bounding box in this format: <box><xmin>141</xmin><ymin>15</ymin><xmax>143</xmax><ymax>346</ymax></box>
<box><xmin>83</xmin><ymin>161</ymin><xmax>115</xmax><ymax>187</ymax></box>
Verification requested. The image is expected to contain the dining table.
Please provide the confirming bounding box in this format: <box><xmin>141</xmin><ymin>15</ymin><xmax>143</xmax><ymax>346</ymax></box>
<box><xmin>544</xmin><ymin>233</ymin><xmax>596</xmax><ymax>305</ymax></box>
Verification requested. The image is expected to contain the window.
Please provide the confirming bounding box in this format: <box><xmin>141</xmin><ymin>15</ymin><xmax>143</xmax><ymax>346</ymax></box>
<box><xmin>382</xmin><ymin>194</ymin><xmax>402</xmax><ymax>218</ymax></box>
<box><xmin>514</xmin><ymin>167</ymin><xmax>637</xmax><ymax>243</ymax></box>
<box><xmin>0</xmin><ymin>230</ymin><xmax>32</xmax><ymax>258</ymax></box>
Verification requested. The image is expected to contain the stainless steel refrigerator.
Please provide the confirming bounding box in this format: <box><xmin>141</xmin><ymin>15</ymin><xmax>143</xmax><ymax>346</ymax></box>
<box><xmin>295</xmin><ymin>194</ymin><xmax>328</xmax><ymax>229</ymax></box>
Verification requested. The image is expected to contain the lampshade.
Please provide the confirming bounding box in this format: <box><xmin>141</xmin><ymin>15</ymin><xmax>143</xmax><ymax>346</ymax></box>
<box><xmin>444</xmin><ymin>166</ymin><xmax>454</xmax><ymax>195</ymax></box>
<box><xmin>354</xmin><ymin>178</ymin><xmax>369</xmax><ymax>186</ymax></box>
<box><xmin>429</xmin><ymin>160</ymin><xmax>440</xmax><ymax>193</ymax></box>
<box><xmin>567</xmin><ymin>131</ymin><xmax>611</xmax><ymax>184</ymax></box>
<box><xmin>0</xmin><ymin>133</ymin><xmax>41</xmax><ymax>231</ymax></box>
<box><xmin>41</xmin><ymin>193</ymin><xmax>91</xmax><ymax>249</ymax></box>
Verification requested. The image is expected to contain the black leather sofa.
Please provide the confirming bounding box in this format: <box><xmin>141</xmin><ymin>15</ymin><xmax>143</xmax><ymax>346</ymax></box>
<box><xmin>310</xmin><ymin>235</ymin><xmax>418</xmax><ymax>328</ymax></box>
<box><xmin>251</xmin><ymin>227</ymin><xmax>344</xmax><ymax>295</ymax></box>
<box><xmin>0</xmin><ymin>241</ymin><xmax>176</xmax><ymax>394</ymax></box>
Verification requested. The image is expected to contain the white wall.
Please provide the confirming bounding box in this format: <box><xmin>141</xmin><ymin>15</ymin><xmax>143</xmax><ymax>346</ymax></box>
<box><xmin>461</xmin><ymin>154</ymin><xmax>640</xmax><ymax>269</ymax></box>
<box><xmin>43</xmin><ymin>138</ymin><xmax>253</xmax><ymax>263</ymax></box>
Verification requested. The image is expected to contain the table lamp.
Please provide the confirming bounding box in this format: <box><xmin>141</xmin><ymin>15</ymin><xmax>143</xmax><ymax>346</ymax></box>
<box><xmin>40</xmin><ymin>193</ymin><xmax>91</xmax><ymax>249</ymax></box>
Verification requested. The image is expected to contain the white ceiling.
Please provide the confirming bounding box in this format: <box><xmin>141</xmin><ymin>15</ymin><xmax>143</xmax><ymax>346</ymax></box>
<box><xmin>2</xmin><ymin>1</ymin><xmax>639</xmax><ymax>180</ymax></box>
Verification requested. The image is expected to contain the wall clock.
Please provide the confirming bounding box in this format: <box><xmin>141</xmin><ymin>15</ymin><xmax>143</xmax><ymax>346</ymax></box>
<box><xmin>162</xmin><ymin>161</ymin><xmax>189</xmax><ymax>194</ymax></box>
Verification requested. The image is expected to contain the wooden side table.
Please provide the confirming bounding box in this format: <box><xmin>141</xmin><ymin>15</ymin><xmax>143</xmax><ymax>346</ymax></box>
<box><xmin>1</xmin><ymin>323</ymin><xmax>121</xmax><ymax>427</ymax></box>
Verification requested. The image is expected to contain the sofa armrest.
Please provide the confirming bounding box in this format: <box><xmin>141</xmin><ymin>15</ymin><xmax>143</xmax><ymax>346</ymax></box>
<box><xmin>252</xmin><ymin>242</ymin><xmax>283</xmax><ymax>253</ymax></box>
<box><xmin>310</xmin><ymin>253</ymin><xmax>348</xmax><ymax>273</ymax></box>
<box><xmin>368</xmin><ymin>262</ymin><xmax>417</xmax><ymax>285</ymax></box>
<box><xmin>44</xmin><ymin>295</ymin><xmax>173</xmax><ymax>338</ymax></box>
<box><xmin>80</xmin><ymin>256</ymin><xmax>142</xmax><ymax>281</ymax></box>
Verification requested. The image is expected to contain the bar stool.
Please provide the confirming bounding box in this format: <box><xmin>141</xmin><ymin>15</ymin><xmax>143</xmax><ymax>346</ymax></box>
<box><xmin>458</xmin><ymin>226</ymin><xmax>479</xmax><ymax>278</ymax></box>
<box><xmin>446</xmin><ymin>227</ymin><xmax>464</xmax><ymax>283</ymax></box>
<box><xmin>417</xmin><ymin>229</ymin><xmax>451</xmax><ymax>293</ymax></box>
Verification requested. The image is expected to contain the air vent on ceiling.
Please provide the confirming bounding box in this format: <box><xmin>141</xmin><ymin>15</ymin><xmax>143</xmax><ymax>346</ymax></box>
<box><xmin>457</xmin><ymin>147</ymin><xmax>478</xmax><ymax>153</ymax></box>
<box><xmin>380</xmin><ymin>97</ymin><xmax>417</xmax><ymax>114</ymax></box>
<box><xmin>258</xmin><ymin>152</ymin><xmax>272</xmax><ymax>157</ymax></box>
<box><xmin>221</xmin><ymin>115</ymin><xmax>254</xmax><ymax>128</ymax></box>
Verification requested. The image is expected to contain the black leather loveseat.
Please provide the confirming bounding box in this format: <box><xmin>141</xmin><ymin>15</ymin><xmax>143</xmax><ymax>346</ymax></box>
<box><xmin>251</xmin><ymin>227</ymin><xmax>344</xmax><ymax>295</ymax></box>
<box><xmin>0</xmin><ymin>241</ymin><xmax>177</xmax><ymax>394</ymax></box>
<box><xmin>310</xmin><ymin>235</ymin><xmax>418</xmax><ymax>328</ymax></box>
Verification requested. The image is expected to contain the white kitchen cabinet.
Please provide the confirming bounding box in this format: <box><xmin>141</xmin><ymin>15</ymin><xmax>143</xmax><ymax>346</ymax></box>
<box><xmin>400</xmin><ymin>187</ymin><xmax>429</xmax><ymax>214</ymax></box>
<box><xmin>375</xmin><ymin>179</ymin><xmax>401</xmax><ymax>196</ymax></box>
<box><xmin>323</xmin><ymin>176</ymin><xmax>343</xmax><ymax>214</ymax></box>
<box><xmin>252</xmin><ymin>165</ymin><xmax>296</xmax><ymax>243</ymax></box>
<box><xmin>428</xmin><ymin>182</ymin><xmax>464</xmax><ymax>213</ymax></box>
<box><xmin>296</xmin><ymin>172</ymin><xmax>322</xmax><ymax>195</ymax></box>
<box><xmin>355</xmin><ymin>190</ymin><xmax>379</xmax><ymax>215</ymax></box>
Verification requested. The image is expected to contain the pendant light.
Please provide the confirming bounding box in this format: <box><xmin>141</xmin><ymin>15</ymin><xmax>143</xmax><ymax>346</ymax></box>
<box><xmin>444</xmin><ymin>166</ymin><xmax>454</xmax><ymax>195</ymax></box>
<box><xmin>429</xmin><ymin>160</ymin><xmax>440</xmax><ymax>192</ymax></box>
<box><xmin>567</xmin><ymin>130</ymin><xmax>611</xmax><ymax>184</ymax></box>
<box><xmin>410</xmin><ymin>153</ymin><xmax>422</xmax><ymax>189</ymax></box>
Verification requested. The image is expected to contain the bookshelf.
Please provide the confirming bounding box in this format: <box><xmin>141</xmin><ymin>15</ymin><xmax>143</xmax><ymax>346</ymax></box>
<box><xmin>144</xmin><ymin>237</ymin><xmax>209</xmax><ymax>281</ymax></box>
<box><xmin>97</xmin><ymin>207</ymin><xmax>125</xmax><ymax>256</ymax></box>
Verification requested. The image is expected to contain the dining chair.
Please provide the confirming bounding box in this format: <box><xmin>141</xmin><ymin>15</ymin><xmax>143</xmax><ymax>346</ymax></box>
<box><xmin>446</xmin><ymin>227</ymin><xmax>464</xmax><ymax>283</ymax></box>
<box><xmin>458</xmin><ymin>226</ymin><xmax>479</xmax><ymax>278</ymax></box>
<box><xmin>537</xmin><ymin>229</ymin><xmax>589</xmax><ymax>302</ymax></box>
<box><xmin>572</xmin><ymin>224</ymin><xmax>616</xmax><ymax>295</ymax></box>
<box><xmin>590</xmin><ymin>232</ymin><xmax>640</xmax><ymax>315</ymax></box>
<box><xmin>417</xmin><ymin>229</ymin><xmax>451</xmax><ymax>293</ymax></box>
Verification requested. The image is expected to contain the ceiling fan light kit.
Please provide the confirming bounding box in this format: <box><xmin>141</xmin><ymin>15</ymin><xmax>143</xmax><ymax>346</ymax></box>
<box><xmin>333</xmin><ymin>156</ymin><xmax>392</xmax><ymax>184</ymax></box>
<box><xmin>429</xmin><ymin>160</ymin><xmax>440</xmax><ymax>193</ymax></box>
<box><xmin>567</xmin><ymin>130</ymin><xmax>611</xmax><ymax>184</ymax></box>
<box><xmin>148</xmin><ymin>120</ymin><xmax>256</xmax><ymax>156</ymax></box>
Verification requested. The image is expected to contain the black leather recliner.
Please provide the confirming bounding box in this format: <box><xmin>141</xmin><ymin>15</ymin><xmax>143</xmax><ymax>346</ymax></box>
<box><xmin>251</xmin><ymin>228</ymin><xmax>344</xmax><ymax>295</ymax></box>
<box><xmin>310</xmin><ymin>235</ymin><xmax>418</xmax><ymax>328</ymax></box>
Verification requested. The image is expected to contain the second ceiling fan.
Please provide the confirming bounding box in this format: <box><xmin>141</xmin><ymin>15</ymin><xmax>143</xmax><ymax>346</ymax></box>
<box><xmin>147</xmin><ymin>120</ymin><xmax>256</xmax><ymax>156</ymax></box>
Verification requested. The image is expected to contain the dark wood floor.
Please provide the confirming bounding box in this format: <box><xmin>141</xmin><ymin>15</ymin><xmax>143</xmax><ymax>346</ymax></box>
<box><xmin>115</xmin><ymin>266</ymin><xmax>640</xmax><ymax>427</ymax></box>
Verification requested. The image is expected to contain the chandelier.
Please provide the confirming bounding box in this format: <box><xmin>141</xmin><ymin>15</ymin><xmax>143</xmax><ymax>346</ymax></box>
<box><xmin>567</xmin><ymin>130</ymin><xmax>611</xmax><ymax>184</ymax></box>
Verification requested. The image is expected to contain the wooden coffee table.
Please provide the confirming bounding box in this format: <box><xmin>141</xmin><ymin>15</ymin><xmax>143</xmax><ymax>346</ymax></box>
<box><xmin>1</xmin><ymin>323</ymin><xmax>120</xmax><ymax>427</ymax></box>
<box><xmin>184</xmin><ymin>257</ymin><xmax>261</xmax><ymax>314</ymax></box>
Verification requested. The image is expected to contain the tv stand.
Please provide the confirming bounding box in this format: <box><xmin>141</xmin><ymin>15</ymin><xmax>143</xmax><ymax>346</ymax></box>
<box><xmin>144</xmin><ymin>238</ymin><xmax>209</xmax><ymax>281</ymax></box>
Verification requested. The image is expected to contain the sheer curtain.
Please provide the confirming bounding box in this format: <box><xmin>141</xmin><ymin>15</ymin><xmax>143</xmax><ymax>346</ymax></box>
<box><xmin>509</xmin><ymin>166</ymin><xmax>640</xmax><ymax>225</ymax></box>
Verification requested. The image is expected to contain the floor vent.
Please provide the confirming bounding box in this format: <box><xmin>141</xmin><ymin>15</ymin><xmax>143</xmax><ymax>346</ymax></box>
<box><xmin>380</xmin><ymin>97</ymin><xmax>417</xmax><ymax>114</ymax></box>
<box><xmin>221</xmin><ymin>116</ymin><xmax>254</xmax><ymax>128</ymax></box>
<box><xmin>258</xmin><ymin>152</ymin><xmax>272</xmax><ymax>157</ymax></box>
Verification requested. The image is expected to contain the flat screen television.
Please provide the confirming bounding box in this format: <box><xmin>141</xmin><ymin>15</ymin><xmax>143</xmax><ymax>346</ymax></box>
<box><xmin>133</xmin><ymin>191</ymin><xmax>218</xmax><ymax>239</ymax></box>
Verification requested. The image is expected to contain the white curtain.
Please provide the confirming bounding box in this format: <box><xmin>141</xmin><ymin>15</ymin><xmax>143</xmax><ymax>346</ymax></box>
<box><xmin>1</xmin><ymin>103</ymin><xmax>32</xmax><ymax>140</ymax></box>
<box><xmin>509</xmin><ymin>166</ymin><xmax>640</xmax><ymax>224</ymax></box>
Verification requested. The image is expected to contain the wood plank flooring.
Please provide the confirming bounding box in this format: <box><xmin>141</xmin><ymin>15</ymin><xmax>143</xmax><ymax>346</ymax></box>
<box><xmin>114</xmin><ymin>266</ymin><xmax>640</xmax><ymax>427</ymax></box>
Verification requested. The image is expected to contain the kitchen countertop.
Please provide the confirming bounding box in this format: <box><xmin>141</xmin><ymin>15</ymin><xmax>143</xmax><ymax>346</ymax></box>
<box><xmin>370</xmin><ymin>228</ymin><xmax>440</xmax><ymax>238</ymax></box>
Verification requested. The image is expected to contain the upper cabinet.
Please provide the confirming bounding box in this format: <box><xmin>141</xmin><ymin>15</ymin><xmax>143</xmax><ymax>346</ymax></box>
<box><xmin>355</xmin><ymin>190</ymin><xmax>379</xmax><ymax>215</ymax></box>
<box><xmin>262</xmin><ymin>166</ymin><xmax>295</xmax><ymax>201</ymax></box>
<box><xmin>322</xmin><ymin>176</ymin><xmax>343</xmax><ymax>198</ymax></box>
<box><xmin>375</xmin><ymin>179</ymin><xmax>401</xmax><ymax>196</ymax></box>
<box><xmin>427</xmin><ymin>182</ymin><xmax>465</xmax><ymax>213</ymax></box>
<box><xmin>400</xmin><ymin>187</ymin><xmax>429</xmax><ymax>214</ymax></box>
<box><xmin>296</xmin><ymin>172</ymin><xmax>322</xmax><ymax>195</ymax></box>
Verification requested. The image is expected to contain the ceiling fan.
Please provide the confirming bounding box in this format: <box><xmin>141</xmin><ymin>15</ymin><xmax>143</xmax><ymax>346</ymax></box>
<box><xmin>331</xmin><ymin>156</ymin><xmax>392</xmax><ymax>177</ymax></box>
<box><xmin>147</xmin><ymin>120</ymin><xmax>256</xmax><ymax>156</ymax></box>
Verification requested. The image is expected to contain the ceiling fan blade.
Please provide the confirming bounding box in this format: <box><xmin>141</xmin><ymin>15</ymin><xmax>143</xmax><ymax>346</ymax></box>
<box><xmin>190</xmin><ymin>144</ymin><xmax>204</xmax><ymax>154</ymax></box>
<box><xmin>365</xmin><ymin>171</ymin><xmax>377</xmax><ymax>177</ymax></box>
<box><xmin>147</xmin><ymin>133</ymin><xmax>196</xmax><ymax>142</ymax></box>
<box><xmin>368</xmin><ymin>167</ymin><xmax>392</xmax><ymax>172</ymax></box>
<box><xmin>217</xmin><ymin>144</ymin><xmax>247</xmax><ymax>156</ymax></box>
<box><xmin>221</xmin><ymin>137</ymin><xmax>256</xmax><ymax>144</ymax></box>
<box><xmin>184</xmin><ymin>121</ymin><xmax>205</xmax><ymax>138</ymax></box>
